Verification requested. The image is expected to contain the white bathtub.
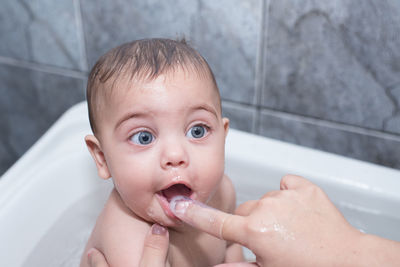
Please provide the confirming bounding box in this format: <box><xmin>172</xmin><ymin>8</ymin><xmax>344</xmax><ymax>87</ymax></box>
<box><xmin>0</xmin><ymin>102</ymin><xmax>399</xmax><ymax>266</ymax></box>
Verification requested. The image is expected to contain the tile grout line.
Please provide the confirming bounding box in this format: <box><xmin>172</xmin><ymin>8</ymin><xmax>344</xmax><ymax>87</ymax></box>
<box><xmin>223</xmin><ymin>99</ymin><xmax>400</xmax><ymax>142</ymax></box>
<box><xmin>73</xmin><ymin>0</ymin><xmax>89</xmax><ymax>72</ymax></box>
<box><xmin>81</xmin><ymin>78</ymin><xmax>88</xmax><ymax>99</ymax></box>
<box><xmin>73</xmin><ymin>0</ymin><xmax>89</xmax><ymax>98</ymax></box>
<box><xmin>0</xmin><ymin>56</ymin><xmax>87</xmax><ymax>79</ymax></box>
<box><xmin>260</xmin><ymin>108</ymin><xmax>400</xmax><ymax>142</ymax></box>
<box><xmin>253</xmin><ymin>0</ymin><xmax>269</xmax><ymax>135</ymax></box>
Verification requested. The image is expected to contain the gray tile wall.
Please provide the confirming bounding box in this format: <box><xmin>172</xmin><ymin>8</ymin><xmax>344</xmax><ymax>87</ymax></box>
<box><xmin>1</xmin><ymin>0</ymin><xmax>399</xmax><ymax>176</ymax></box>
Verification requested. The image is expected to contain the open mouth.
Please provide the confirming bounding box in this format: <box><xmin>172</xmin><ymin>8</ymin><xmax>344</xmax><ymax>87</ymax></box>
<box><xmin>161</xmin><ymin>183</ymin><xmax>192</xmax><ymax>202</ymax></box>
<box><xmin>157</xmin><ymin>183</ymin><xmax>193</xmax><ymax>220</ymax></box>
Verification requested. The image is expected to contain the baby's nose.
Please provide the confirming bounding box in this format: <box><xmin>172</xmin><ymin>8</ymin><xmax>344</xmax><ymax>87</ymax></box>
<box><xmin>160</xmin><ymin>142</ymin><xmax>189</xmax><ymax>169</ymax></box>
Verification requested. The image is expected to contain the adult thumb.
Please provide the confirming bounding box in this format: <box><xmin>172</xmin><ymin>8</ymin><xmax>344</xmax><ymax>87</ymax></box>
<box><xmin>139</xmin><ymin>224</ymin><xmax>169</xmax><ymax>267</ymax></box>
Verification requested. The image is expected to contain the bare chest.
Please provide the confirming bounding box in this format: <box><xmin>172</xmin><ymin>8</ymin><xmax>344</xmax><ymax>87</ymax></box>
<box><xmin>167</xmin><ymin>231</ymin><xmax>227</xmax><ymax>267</ymax></box>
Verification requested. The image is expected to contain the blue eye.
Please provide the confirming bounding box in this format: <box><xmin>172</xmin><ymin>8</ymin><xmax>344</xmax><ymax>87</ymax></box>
<box><xmin>131</xmin><ymin>131</ymin><xmax>154</xmax><ymax>145</ymax></box>
<box><xmin>187</xmin><ymin>125</ymin><xmax>208</xmax><ymax>139</ymax></box>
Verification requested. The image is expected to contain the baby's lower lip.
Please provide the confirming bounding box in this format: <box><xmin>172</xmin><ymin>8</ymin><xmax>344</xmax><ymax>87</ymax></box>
<box><xmin>156</xmin><ymin>193</ymin><xmax>179</xmax><ymax>219</ymax></box>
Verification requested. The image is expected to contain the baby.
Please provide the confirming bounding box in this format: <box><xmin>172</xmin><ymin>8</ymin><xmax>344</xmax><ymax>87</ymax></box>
<box><xmin>80</xmin><ymin>38</ymin><xmax>243</xmax><ymax>266</ymax></box>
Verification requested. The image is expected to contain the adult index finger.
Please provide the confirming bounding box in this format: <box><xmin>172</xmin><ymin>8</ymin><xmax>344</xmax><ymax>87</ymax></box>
<box><xmin>170</xmin><ymin>196</ymin><xmax>247</xmax><ymax>245</ymax></box>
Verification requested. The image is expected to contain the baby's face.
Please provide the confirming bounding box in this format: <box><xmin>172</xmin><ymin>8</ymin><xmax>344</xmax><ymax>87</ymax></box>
<box><xmin>95</xmin><ymin>69</ymin><xmax>228</xmax><ymax>227</ymax></box>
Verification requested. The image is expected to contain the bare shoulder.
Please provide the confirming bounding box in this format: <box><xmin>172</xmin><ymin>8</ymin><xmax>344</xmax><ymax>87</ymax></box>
<box><xmin>80</xmin><ymin>188</ymin><xmax>150</xmax><ymax>267</ymax></box>
<box><xmin>210</xmin><ymin>174</ymin><xmax>236</xmax><ymax>214</ymax></box>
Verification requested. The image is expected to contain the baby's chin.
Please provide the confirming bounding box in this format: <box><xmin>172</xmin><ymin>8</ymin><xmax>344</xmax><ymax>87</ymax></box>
<box><xmin>132</xmin><ymin>192</ymin><xmax>213</xmax><ymax>228</ymax></box>
<box><xmin>143</xmin><ymin>213</ymin><xmax>184</xmax><ymax>229</ymax></box>
<box><xmin>142</xmin><ymin>204</ymin><xmax>183</xmax><ymax>228</ymax></box>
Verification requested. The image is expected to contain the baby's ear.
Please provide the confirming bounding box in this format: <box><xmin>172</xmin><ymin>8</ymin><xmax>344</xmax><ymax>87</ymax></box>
<box><xmin>222</xmin><ymin>117</ymin><xmax>230</xmax><ymax>138</ymax></box>
<box><xmin>85</xmin><ymin>135</ymin><xmax>111</xmax><ymax>179</ymax></box>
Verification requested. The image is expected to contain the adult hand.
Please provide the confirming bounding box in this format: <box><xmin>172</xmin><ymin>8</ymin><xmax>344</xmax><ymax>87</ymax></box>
<box><xmin>87</xmin><ymin>223</ymin><xmax>169</xmax><ymax>267</ymax></box>
<box><xmin>171</xmin><ymin>175</ymin><xmax>364</xmax><ymax>267</ymax></box>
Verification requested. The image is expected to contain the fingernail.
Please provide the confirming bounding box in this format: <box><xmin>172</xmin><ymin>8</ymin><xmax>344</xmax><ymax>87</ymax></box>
<box><xmin>152</xmin><ymin>223</ymin><xmax>167</xmax><ymax>235</ymax></box>
<box><xmin>170</xmin><ymin>196</ymin><xmax>192</xmax><ymax>216</ymax></box>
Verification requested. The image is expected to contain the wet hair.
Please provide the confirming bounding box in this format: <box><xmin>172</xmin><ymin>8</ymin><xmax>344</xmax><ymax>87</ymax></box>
<box><xmin>86</xmin><ymin>38</ymin><xmax>219</xmax><ymax>134</ymax></box>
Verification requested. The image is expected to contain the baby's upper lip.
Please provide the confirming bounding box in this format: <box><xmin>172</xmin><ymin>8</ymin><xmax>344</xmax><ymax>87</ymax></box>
<box><xmin>160</xmin><ymin>178</ymin><xmax>191</xmax><ymax>191</ymax></box>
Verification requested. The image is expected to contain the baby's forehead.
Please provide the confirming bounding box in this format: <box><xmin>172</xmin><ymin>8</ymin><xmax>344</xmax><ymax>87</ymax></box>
<box><xmin>108</xmin><ymin>68</ymin><xmax>218</xmax><ymax>98</ymax></box>
<box><xmin>100</xmin><ymin>70</ymin><xmax>220</xmax><ymax>116</ymax></box>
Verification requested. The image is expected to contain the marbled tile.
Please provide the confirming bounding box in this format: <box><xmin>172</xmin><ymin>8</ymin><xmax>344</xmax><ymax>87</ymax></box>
<box><xmin>80</xmin><ymin>0</ymin><xmax>261</xmax><ymax>104</ymax></box>
<box><xmin>0</xmin><ymin>0</ymin><xmax>86</xmax><ymax>71</ymax></box>
<box><xmin>262</xmin><ymin>0</ymin><xmax>399</xmax><ymax>132</ymax></box>
<box><xmin>192</xmin><ymin>0</ymin><xmax>261</xmax><ymax>105</ymax></box>
<box><xmin>384</xmin><ymin>84</ymin><xmax>400</xmax><ymax>134</ymax></box>
<box><xmin>222</xmin><ymin>101</ymin><xmax>256</xmax><ymax>132</ymax></box>
<box><xmin>0</xmin><ymin>138</ymin><xmax>17</xmax><ymax>177</ymax></box>
<box><xmin>259</xmin><ymin>110</ymin><xmax>400</xmax><ymax>170</ymax></box>
<box><xmin>0</xmin><ymin>64</ymin><xmax>85</xmax><ymax>176</ymax></box>
<box><xmin>80</xmin><ymin>0</ymin><xmax>198</xmax><ymax>68</ymax></box>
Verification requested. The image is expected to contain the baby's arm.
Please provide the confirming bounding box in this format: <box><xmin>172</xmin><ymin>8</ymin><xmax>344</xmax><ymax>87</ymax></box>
<box><xmin>80</xmin><ymin>188</ymin><xmax>150</xmax><ymax>267</ymax></box>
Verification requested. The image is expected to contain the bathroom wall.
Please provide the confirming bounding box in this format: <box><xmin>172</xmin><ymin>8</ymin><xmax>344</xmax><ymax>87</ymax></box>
<box><xmin>1</xmin><ymin>0</ymin><xmax>399</xmax><ymax>176</ymax></box>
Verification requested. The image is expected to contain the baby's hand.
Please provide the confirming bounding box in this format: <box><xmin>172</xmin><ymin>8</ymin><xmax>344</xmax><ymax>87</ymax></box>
<box><xmin>87</xmin><ymin>224</ymin><xmax>169</xmax><ymax>267</ymax></box>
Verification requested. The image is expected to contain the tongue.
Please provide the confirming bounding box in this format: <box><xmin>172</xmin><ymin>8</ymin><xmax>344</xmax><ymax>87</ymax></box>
<box><xmin>163</xmin><ymin>184</ymin><xmax>191</xmax><ymax>202</ymax></box>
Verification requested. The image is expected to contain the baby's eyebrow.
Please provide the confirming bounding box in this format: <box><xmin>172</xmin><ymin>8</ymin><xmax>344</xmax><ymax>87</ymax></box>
<box><xmin>189</xmin><ymin>104</ymin><xmax>218</xmax><ymax>119</ymax></box>
<box><xmin>114</xmin><ymin>111</ymin><xmax>149</xmax><ymax>131</ymax></box>
<box><xmin>114</xmin><ymin>104</ymin><xmax>218</xmax><ymax>131</ymax></box>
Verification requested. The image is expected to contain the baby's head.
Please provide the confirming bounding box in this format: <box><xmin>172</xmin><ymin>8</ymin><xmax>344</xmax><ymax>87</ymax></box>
<box><xmin>85</xmin><ymin>38</ymin><xmax>229</xmax><ymax>227</ymax></box>
<box><xmin>87</xmin><ymin>38</ymin><xmax>220</xmax><ymax>136</ymax></box>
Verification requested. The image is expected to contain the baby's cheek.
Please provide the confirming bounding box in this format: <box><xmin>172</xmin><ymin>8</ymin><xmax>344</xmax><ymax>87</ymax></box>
<box><xmin>118</xmin><ymin>187</ymin><xmax>150</xmax><ymax>218</ymax></box>
<box><xmin>199</xmin><ymin>160</ymin><xmax>225</xmax><ymax>199</ymax></box>
<box><xmin>114</xmin><ymin>175</ymin><xmax>148</xmax><ymax>204</ymax></box>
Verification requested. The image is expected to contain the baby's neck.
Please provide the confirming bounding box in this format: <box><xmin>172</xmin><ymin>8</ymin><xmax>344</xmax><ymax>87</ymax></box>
<box><xmin>168</xmin><ymin>223</ymin><xmax>199</xmax><ymax>237</ymax></box>
<box><xmin>164</xmin><ymin>222</ymin><xmax>227</xmax><ymax>267</ymax></box>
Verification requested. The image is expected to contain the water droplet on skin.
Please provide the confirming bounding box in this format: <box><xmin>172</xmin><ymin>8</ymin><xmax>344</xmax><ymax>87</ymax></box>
<box><xmin>273</xmin><ymin>223</ymin><xmax>295</xmax><ymax>241</ymax></box>
<box><xmin>258</xmin><ymin>221</ymin><xmax>269</xmax><ymax>233</ymax></box>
